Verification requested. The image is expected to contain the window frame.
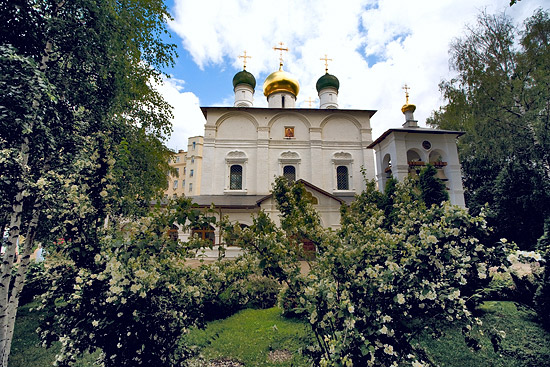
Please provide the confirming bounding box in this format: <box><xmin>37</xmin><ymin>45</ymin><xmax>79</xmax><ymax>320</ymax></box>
<box><xmin>229</xmin><ymin>164</ymin><xmax>243</xmax><ymax>190</ymax></box>
<box><xmin>336</xmin><ymin>165</ymin><xmax>349</xmax><ymax>190</ymax></box>
<box><xmin>225</xmin><ymin>151</ymin><xmax>248</xmax><ymax>193</ymax></box>
<box><xmin>332</xmin><ymin>152</ymin><xmax>354</xmax><ymax>193</ymax></box>
<box><xmin>283</xmin><ymin>165</ymin><xmax>297</xmax><ymax>181</ymax></box>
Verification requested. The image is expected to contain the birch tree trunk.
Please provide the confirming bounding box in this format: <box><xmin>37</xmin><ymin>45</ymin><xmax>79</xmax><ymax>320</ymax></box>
<box><xmin>0</xmin><ymin>134</ymin><xmax>32</xmax><ymax>363</ymax></box>
<box><xmin>0</xmin><ymin>25</ymin><xmax>57</xmax><ymax>362</ymax></box>
<box><xmin>1</xmin><ymin>204</ymin><xmax>40</xmax><ymax>367</ymax></box>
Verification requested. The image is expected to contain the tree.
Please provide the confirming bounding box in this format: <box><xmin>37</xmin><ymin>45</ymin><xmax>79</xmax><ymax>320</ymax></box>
<box><xmin>234</xmin><ymin>178</ymin><xmax>505</xmax><ymax>366</ymax></box>
<box><xmin>428</xmin><ymin>9</ymin><xmax>550</xmax><ymax>249</ymax></box>
<box><xmin>418</xmin><ymin>164</ymin><xmax>449</xmax><ymax>207</ymax></box>
<box><xmin>0</xmin><ymin>1</ymin><xmax>176</xmax><ymax>364</ymax></box>
<box><xmin>38</xmin><ymin>198</ymin><xmax>217</xmax><ymax>367</ymax></box>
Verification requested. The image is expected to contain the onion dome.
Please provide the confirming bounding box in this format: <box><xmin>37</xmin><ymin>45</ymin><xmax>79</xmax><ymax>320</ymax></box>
<box><xmin>401</xmin><ymin>103</ymin><xmax>416</xmax><ymax>114</ymax></box>
<box><xmin>316</xmin><ymin>73</ymin><xmax>340</xmax><ymax>92</ymax></box>
<box><xmin>263</xmin><ymin>68</ymin><xmax>300</xmax><ymax>97</ymax></box>
<box><xmin>232</xmin><ymin>69</ymin><xmax>256</xmax><ymax>90</ymax></box>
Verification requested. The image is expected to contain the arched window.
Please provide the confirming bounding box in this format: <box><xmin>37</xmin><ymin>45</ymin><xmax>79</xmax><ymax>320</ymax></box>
<box><xmin>191</xmin><ymin>225</ymin><xmax>215</xmax><ymax>245</ymax></box>
<box><xmin>283</xmin><ymin>165</ymin><xmax>296</xmax><ymax>181</ymax></box>
<box><xmin>225</xmin><ymin>151</ymin><xmax>248</xmax><ymax>192</ymax></box>
<box><xmin>336</xmin><ymin>166</ymin><xmax>349</xmax><ymax>190</ymax></box>
<box><xmin>230</xmin><ymin>164</ymin><xmax>243</xmax><ymax>190</ymax></box>
<box><xmin>168</xmin><ymin>225</ymin><xmax>179</xmax><ymax>241</ymax></box>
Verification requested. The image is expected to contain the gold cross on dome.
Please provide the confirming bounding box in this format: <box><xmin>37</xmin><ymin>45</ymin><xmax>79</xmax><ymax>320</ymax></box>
<box><xmin>305</xmin><ymin>97</ymin><xmax>315</xmax><ymax>108</ymax></box>
<box><xmin>320</xmin><ymin>54</ymin><xmax>332</xmax><ymax>73</ymax></box>
<box><xmin>238</xmin><ymin>50</ymin><xmax>252</xmax><ymax>70</ymax></box>
<box><xmin>273</xmin><ymin>42</ymin><xmax>289</xmax><ymax>69</ymax></box>
<box><xmin>402</xmin><ymin>84</ymin><xmax>411</xmax><ymax>104</ymax></box>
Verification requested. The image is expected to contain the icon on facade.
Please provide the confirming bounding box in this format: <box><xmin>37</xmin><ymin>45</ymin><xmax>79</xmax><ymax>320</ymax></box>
<box><xmin>284</xmin><ymin>126</ymin><xmax>295</xmax><ymax>138</ymax></box>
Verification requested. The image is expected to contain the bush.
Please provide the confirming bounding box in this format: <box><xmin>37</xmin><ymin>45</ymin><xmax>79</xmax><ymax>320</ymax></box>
<box><xmin>200</xmin><ymin>258</ymin><xmax>281</xmax><ymax>320</ymax></box>
<box><xmin>13</xmin><ymin>262</ymin><xmax>49</xmax><ymax>306</ymax></box>
<box><xmin>506</xmin><ymin>245</ymin><xmax>549</xmax><ymax>329</ymax></box>
<box><xmin>242</xmin><ymin>274</ymin><xmax>280</xmax><ymax>309</ymax></box>
<box><xmin>238</xmin><ymin>177</ymin><xmax>507</xmax><ymax>367</ymax></box>
<box><xmin>37</xmin><ymin>199</ymin><xmax>221</xmax><ymax>367</ymax></box>
<box><xmin>485</xmin><ymin>271</ymin><xmax>516</xmax><ymax>301</ymax></box>
<box><xmin>278</xmin><ymin>282</ymin><xmax>307</xmax><ymax>318</ymax></box>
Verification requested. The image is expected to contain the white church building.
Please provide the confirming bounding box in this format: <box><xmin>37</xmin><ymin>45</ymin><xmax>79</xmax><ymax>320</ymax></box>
<box><xmin>171</xmin><ymin>48</ymin><xmax>465</xmax><ymax>246</ymax></box>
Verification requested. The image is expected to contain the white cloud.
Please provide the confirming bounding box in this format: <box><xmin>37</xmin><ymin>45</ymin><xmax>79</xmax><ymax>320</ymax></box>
<box><xmin>167</xmin><ymin>0</ymin><xmax>546</xmax><ymax>141</ymax></box>
<box><xmin>154</xmin><ymin>77</ymin><xmax>206</xmax><ymax>151</ymax></box>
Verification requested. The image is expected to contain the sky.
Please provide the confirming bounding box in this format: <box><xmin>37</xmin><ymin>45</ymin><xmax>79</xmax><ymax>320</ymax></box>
<box><xmin>157</xmin><ymin>0</ymin><xmax>548</xmax><ymax>151</ymax></box>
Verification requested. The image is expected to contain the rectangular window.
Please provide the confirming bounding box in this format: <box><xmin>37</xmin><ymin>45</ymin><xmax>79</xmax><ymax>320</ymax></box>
<box><xmin>184</xmin><ymin>167</ymin><xmax>186</xmax><ymax>175</ymax></box>
<box><xmin>193</xmin><ymin>142</ymin><xmax>196</xmax><ymax>150</ymax></box>
<box><xmin>283</xmin><ymin>165</ymin><xmax>296</xmax><ymax>181</ymax></box>
<box><xmin>182</xmin><ymin>179</ymin><xmax>185</xmax><ymax>188</ymax></box>
<box><xmin>190</xmin><ymin>169</ymin><xmax>194</xmax><ymax>177</ymax></box>
<box><xmin>173</xmin><ymin>180</ymin><xmax>178</xmax><ymax>189</ymax></box>
<box><xmin>189</xmin><ymin>183</ymin><xmax>193</xmax><ymax>192</ymax></box>
<box><xmin>175</xmin><ymin>168</ymin><xmax>179</xmax><ymax>176</ymax></box>
<box><xmin>336</xmin><ymin>166</ymin><xmax>349</xmax><ymax>190</ymax></box>
<box><xmin>230</xmin><ymin>164</ymin><xmax>243</xmax><ymax>190</ymax></box>
<box><xmin>191</xmin><ymin>157</ymin><xmax>195</xmax><ymax>164</ymax></box>
<box><xmin>175</xmin><ymin>156</ymin><xmax>180</xmax><ymax>163</ymax></box>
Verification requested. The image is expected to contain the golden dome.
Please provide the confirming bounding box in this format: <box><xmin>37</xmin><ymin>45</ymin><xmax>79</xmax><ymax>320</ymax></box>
<box><xmin>401</xmin><ymin>103</ymin><xmax>416</xmax><ymax>114</ymax></box>
<box><xmin>263</xmin><ymin>68</ymin><xmax>300</xmax><ymax>97</ymax></box>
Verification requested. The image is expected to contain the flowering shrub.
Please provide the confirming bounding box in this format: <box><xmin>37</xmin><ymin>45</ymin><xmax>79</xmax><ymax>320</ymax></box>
<box><xmin>197</xmin><ymin>256</ymin><xmax>280</xmax><ymax>320</ymax></box>
<box><xmin>506</xmin><ymin>229</ymin><xmax>549</xmax><ymax>329</ymax></box>
<box><xmin>300</xmin><ymin>199</ymin><xmax>503</xmax><ymax>366</ymax></box>
<box><xmin>37</xmin><ymin>196</ymin><xmax>283</xmax><ymax>366</ymax></box>
<box><xmin>38</xmin><ymin>238</ymin><xmax>204</xmax><ymax>366</ymax></box>
<box><xmin>236</xmin><ymin>177</ymin><xmax>506</xmax><ymax>366</ymax></box>
<box><xmin>37</xmin><ymin>199</ymin><xmax>224</xmax><ymax>367</ymax></box>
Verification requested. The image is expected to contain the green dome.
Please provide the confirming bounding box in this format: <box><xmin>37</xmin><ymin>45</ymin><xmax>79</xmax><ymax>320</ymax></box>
<box><xmin>316</xmin><ymin>73</ymin><xmax>339</xmax><ymax>93</ymax></box>
<box><xmin>232</xmin><ymin>70</ymin><xmax>256</xmax><ymax>89</ymax></box>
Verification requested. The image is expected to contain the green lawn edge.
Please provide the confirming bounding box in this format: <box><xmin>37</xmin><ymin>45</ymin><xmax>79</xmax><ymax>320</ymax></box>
<box><xmin>10</xmin><ymin>301</ymin><xmax>550</xmax><ymax>367</ymax></box>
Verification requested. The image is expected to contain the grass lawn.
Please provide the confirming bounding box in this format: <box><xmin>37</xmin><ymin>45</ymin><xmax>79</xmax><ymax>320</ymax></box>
<box><xmin>10</xmin><ymin>300</ymin><xmax>550</xmax><ymax>367</ymax></box>
<box><xmin>10</xmin><ymin>301</ymin><xmax>98</xmax><ymax>367</ymax></box>
<box><xmin>417</xmin><ymin>301</ymin><xmax>550</xmax><ymax>367</ymax></box>
<box><xmin>184</xmin><ymin>307</ymin><xmax>314</xmax><ymax>366</ymax></box>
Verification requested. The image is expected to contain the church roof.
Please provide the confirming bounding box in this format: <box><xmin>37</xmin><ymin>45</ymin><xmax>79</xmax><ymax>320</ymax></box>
<box><xmin>256</xmin><ymin>179</ymin><xmax>347</xmax><ymax>205</ymax></box>
<box><xmin>263</xmin><ymin>69</ymin><xmax>300</xmax><ymax>97</ymax></box>
<box><xmin>316</xmin><ymin>73</ymin><xmax>340</xmax><ymax>92</ymax></box>
<box><xmin>233</xmin><ymin>69</ymin><xmax>256</xmax><ymax>89</ymax></box>
<box><xmin>188</xmin><ymin>180</ymin><xmax>352</xmax><ymax>209</ymax></box>
<box><xmin>367</xmin><ymin>127</ymin><xmax>465</xmax><ymax>149</ymax></box>
<box><xmin>200</xmin><ymin>106</ymin><xmax>377</xmax><ymax>118</ymax></box>
<box><xmin>188</xmin><ymin>195</ymin><xmax>266</xmax><ymax>209</ymax></box>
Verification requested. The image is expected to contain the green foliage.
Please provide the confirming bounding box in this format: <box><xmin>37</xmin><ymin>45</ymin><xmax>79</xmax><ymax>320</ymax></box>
<box><xmin>37</xmin><ymin>199</ymin><xmax>221</xmax><ymax>367</ymax></box>
<box><xmin>427</xmin><ymin>9</ymin><xmax>550</xmax><ymax>250</ymax></box>
<box><xmin>218</xmin><ymin>274</ymin><xmax>280</xmax><ymax>314</ymax></box>
<box><xmin>418</xmin><ymin>301</ymin><xmax>550</xmax><ymax>367</ymax></box>
<box><xmin>196</xmin><ymin>257</ymin><xmax>280</xmax><ymax>321</ymax></box>
<box><xmin>222</xmin><ymin>178</ymin><xmax>323</xmax><ymax>286</ymax></box>
<box><xmin>16</xmin><ymin>262</ymin><xmax>48</xmax><ymax>306</ymax></box>
<box><xmin>13</xmin><ymin>300</ymin><xmax>550</xmax><ymax>367</ymax></box>
<box><xmin>36</xmin><ymin>196</ymin><xmax>286</xmax><ymax>366</ymax></box>
<box><xmin>10</xmin><ymin>301</ymin><xmax>99</xmax><ymax>367</ymax></box>
<box><xmin>533</xmin><ymin>268</ymin><xmax>550</xmax><ymax>330</ymax></box>
<box><xmin>505</xmin><ymin>243</ymin><xmax>549</xmax><ymax>330</ymax></box>
<box><xmin>1</xmin><ymin>2</ymin><xmax>178</xmax><ymax>362</ymax></box>
<box><xmin>232</xmin><ymin>178</ymin><xmax>506</xmax><ymax>366</ymax></box>
<box><xmin>418</xmin><ymin>164</ymin><xmax>449</xmax><ymax>207</ymax></box>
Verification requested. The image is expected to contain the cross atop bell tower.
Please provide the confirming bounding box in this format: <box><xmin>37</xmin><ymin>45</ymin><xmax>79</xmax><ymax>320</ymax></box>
<box><xmin>402</xmin><ymin>84</ymin><xmax>411</xmax><ymax>104</ymax></box>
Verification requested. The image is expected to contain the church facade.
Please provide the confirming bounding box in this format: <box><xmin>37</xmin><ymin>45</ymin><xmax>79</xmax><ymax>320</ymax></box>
<box><xmin>168</xmin><ymin>48</ymin><xmax>465</xmax><ymax>245</ymax></box>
